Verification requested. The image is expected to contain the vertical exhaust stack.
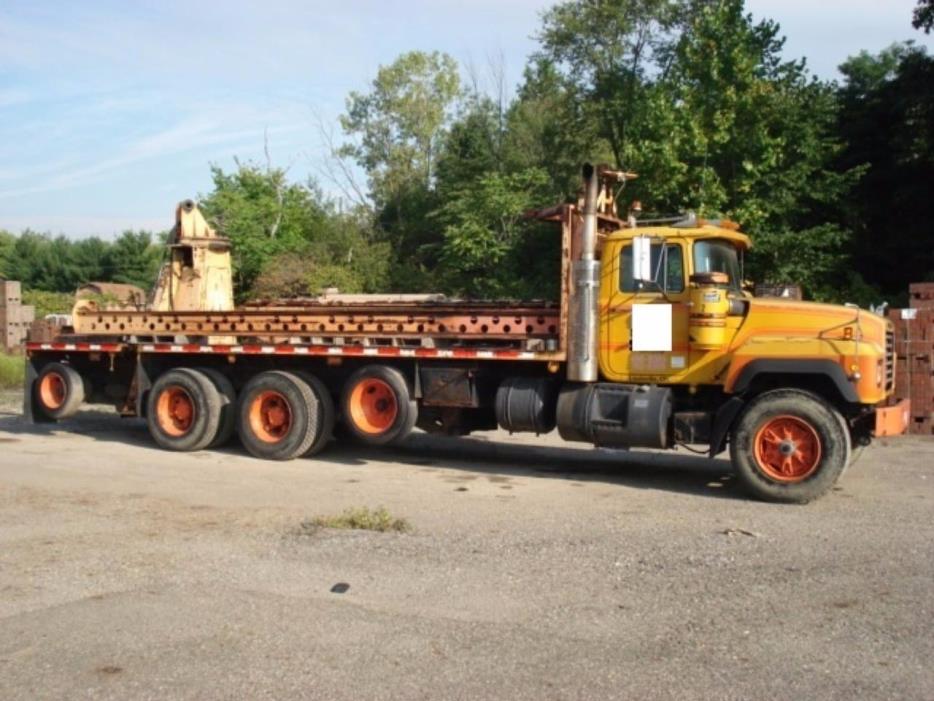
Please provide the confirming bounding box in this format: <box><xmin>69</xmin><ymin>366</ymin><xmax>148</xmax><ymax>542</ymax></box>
<box><xmin>567</xmin><ymin>164</ymin><xmax>601</xmax><ymax>382</ymax></box>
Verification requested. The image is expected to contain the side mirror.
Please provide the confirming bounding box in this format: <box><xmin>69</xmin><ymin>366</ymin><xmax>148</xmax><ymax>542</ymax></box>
<box><xmin>632</xmin><ymin>235</ymin><xmax>653</xmax><ymax>284</ymax></box>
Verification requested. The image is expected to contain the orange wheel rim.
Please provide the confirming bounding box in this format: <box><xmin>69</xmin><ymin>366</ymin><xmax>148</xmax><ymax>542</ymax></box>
<box><xmin>754</xmin><ymin>415</ymin><xmax>822</xmax><ymax>482</ymax></box>
<box><xmin>39</xmin><ymin>372</ymin><xmax>67</xmax><ymax>410</ymax></box>
<box><xmin>156</xmin><ymin>385</ymin><xmax>196</xmax><ymax>437</ymax></box>
<box><xmin>249</xmin><ymin>390</ymin><xmax>292</xmax><ymax>443</ymax></box>
<box><xmin>349</xmin><ymin>378</ymin><xmax>398</xmax><ymax>434</ymax></box>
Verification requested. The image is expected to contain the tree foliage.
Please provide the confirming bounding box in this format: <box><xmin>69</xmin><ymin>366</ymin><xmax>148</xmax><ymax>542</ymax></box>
<box><xmin>8</xmin><ymin>0</ymin><xmax>932</xmax><ymax>305</ymax></box>
<box><xmin>200</xmin><ymin>161</ymin><xmax>390</xmax><ymax>301</ymax></box>
<box><xmin>339</xmin><ymin>50</ymin><xmax>461</xmax><ymax>203</ymax></box>
<box><xmin>0</xmin><ymin>229</ymin><xmax>161</xmax><ymax>294</ymax></box>
<box><xmin>836</xmin><ymin>43</ymin><xmax>934</xmax><ymax>298</ymax></box>
<box><xmin>914</xmin><ymin>0</ymin><xmax>934</xmax><ymax>33</ymax></box>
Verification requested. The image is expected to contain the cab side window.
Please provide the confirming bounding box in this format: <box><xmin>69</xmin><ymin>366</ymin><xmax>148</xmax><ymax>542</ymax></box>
<box><xmin>619</xmin><ymin>243</ymin><xmax>684</xmax><ymax>293</ymax></box>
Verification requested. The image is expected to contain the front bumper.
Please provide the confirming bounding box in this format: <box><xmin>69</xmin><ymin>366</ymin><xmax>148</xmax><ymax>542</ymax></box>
<box><xmin>874</xmin><ymin>399</ymin><xmax>911</xmax><ymax>437</ymax></box>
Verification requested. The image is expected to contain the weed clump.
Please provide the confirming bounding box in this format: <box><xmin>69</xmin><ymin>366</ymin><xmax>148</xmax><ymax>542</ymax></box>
<box><xmin>299</xmin><ymin>506</ymin><xmax>410</xmax><ymax>534</ymax></box>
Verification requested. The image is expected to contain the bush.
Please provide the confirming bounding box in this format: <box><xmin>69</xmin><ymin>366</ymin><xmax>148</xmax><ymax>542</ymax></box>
<box><xmin>22</xmin><ymin>289</ymin><xmax>74</xmax><ymax>317</ymax></box>
<box><xmin>0</xmin><ymin>353</ymin><xmax>25</xmax><ymax>389</ymax></box>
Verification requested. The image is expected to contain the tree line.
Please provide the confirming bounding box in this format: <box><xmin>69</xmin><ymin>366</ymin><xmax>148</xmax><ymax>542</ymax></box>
<box><xmin>2</xmin><ymin>0</ymin><xmax>932</xmax><ymax>311</ymax></box>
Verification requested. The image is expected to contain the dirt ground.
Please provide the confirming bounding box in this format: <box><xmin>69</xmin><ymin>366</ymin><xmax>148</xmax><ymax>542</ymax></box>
<box><xmin>0</xmin><ymin>391</ymin><xmax>932</xmax><ymax>700</ymax></box>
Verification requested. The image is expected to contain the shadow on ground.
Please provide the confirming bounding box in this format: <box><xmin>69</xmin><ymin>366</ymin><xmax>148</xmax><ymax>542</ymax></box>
<box><xmin>0</xmin><ymin>407</ymin><xmax>740</xmax><ymax>501</ymax></box>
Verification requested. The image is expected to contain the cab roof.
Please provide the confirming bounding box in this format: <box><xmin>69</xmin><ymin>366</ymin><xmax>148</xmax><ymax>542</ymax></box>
<box><xmin>605</xmin><ymin>223</ymin><xmax>752</xmax><ymax>250</ymax></box>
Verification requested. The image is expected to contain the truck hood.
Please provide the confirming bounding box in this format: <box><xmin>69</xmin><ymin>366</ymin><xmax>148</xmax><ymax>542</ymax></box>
<box><xmin>742</xmin><ymin>297</ymin><xmax>886</xmax><ymax>345</ymax></box>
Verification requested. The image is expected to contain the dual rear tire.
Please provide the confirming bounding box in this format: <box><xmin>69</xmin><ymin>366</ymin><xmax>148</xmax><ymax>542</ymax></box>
<box><xmin>146</xmin><ymin>368</ymin><xmax>223</xmax><ymax>452</ymax></box>
<box><xmin>143</xmin><ymin>364</ymin><xmax>417</xmax><ymax>459</ymax></box>
<box><xmin>145</xmin><ymin>365</ymin><xmax>417</xmax><ymax>459</ymax></box>
<box><xmin>237</xmin><ymin>370</ymin><xmax>335</xmax><ymax>461</ymax></box>
<box><xmin>147</xmin><ymin>368</ymin><xmax>336</xmax><ymax>461</ymax></box>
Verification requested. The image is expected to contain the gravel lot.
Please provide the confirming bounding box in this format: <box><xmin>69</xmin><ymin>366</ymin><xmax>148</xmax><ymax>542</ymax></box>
<box><xmin>0</xmin><ymin>393</ymin><xmax>932</xmax><ymax>700</ymax></box>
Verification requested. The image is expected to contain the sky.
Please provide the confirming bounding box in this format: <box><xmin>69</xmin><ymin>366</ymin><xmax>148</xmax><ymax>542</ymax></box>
<box><xmin>0</xmin><ymin>0</ymin><xmax>931</xmax><ymax>237</ymax></box>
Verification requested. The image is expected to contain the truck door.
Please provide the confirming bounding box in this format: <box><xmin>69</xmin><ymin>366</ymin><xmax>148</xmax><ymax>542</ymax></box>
<box><xmin>599</xmin><ymin>239</ymin><xmax>690</xmax><ymax>382</ymax></box>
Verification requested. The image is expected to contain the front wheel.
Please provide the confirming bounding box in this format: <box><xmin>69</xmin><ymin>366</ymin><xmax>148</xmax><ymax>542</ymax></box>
<box><xmin>729</xmin><ymin>389</ymin><xmax>848</xmax><ymax>503</ymax></box>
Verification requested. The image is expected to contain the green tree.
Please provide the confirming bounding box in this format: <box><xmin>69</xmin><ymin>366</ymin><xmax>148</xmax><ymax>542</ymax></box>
<box><xmin>340</xmin><ymin>51</ymin><xmax>461</xmax><ymax>202</ymax></box>
<box><xmin>837</xmin><ymin>43</ymin><xmax>934</xmax><ymax>298</ymax></box>
<box><xmin>536</xmin><ymin>0</ymin><xmax>678</xmax><ymax>170</ymax></box>
<box><xmin>107</xmin><ymin>231</ymin><xmax>162</xmax><ymax>289</ymax></box>
<box><xmin>0</xmin><ymin>230</ymin><xmax>15</xmax><ymax>275</ymax></box>
<box><xmin>200</xmin><ymin>162</ymin><xmax>329</xmax><ymax>294</ymax></box>
<box><xmin>503</xmin><ymin>58</ymin><xmax>598</xmax><ymax>200</ymax></box>
<box><xmin>201</xmin><ymin>161</ymin><xmax>390</xmax><ymax>300</ymax></box>
<box><xmin>3</xmin><ymin>231</ymin><xmax>51</xmax><ymax>288</ymax></box>
<box><xmin>673</xmin><ymin>4</ymin><xmax>855</xmax><ymax>211</ymax></box>
<box><xmin>338</xmin><ymin>51</ymin><xmax>461</xmax><ymax>290</ymax></box>
<box><xmin>914</xmin><ymin>0</ymin><xmax>934</xmax><ymax>32</ymax></box>
<box><xmin>435</xmin><ymin>168</ymin><xmax>551</xmax><ymax>297</ymax></box>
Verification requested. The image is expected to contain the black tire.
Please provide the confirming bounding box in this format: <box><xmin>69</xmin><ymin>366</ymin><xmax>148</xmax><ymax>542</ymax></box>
<box><xmin>146</xmin><ymin>368</ymin><xmax>222</xmax><ymax>452</ymax></box>
<box><xmin>729</xmin><ymin>389</ymin><xmax>848</xmax><ymax>503</ymax></box>
<box><xmin>340</xmin><ymin>365</ymin><xmax>417</xmax><ymax>446</ymax></box>
<box><xmin>295</xmin><ymin>372</ymin><xmax>336</xmax><ymax>456</ymax></box>
<box><xmin>835</xmin><ymin>411</ymin><xmax>854</xmax><ymax>474</ymax></box>
<box><xmin>34</xmin><ymin>362</ymin><xmax>85</xmax><ymax>420</ymax></box>
<box><xmin>237</xmin><ymin>371</ymin><xmax>321</xmax><ymax>460</ymax></box>
<box><xmin>196</xmin><ymin>367</ymin><xmax>236</xmax><ymax>448</ymax></box>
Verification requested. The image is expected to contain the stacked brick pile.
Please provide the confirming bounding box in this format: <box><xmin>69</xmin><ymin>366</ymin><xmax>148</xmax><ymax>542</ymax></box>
<box><xmin>0</xmin><ymin>280</ymin><xmax>36</xmax><ymax>353</ymax></box>
<box><xmin>888</xmin><ymin>282</ymin><xmax>934</xmax><ymax>435</ymax></box>
<box><xmin>28</xmin><ymin>315</ymin><xmax>70</xmax><ymax>344</ymax></box>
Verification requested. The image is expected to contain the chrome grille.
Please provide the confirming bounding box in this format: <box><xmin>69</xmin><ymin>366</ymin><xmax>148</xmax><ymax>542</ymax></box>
<box><xmin>885</xmin><ymin>328</ymin><xmax>895</xmax><ymax>392</ymax></box>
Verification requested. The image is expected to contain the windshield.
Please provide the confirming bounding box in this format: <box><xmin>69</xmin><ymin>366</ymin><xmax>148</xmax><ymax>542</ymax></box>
<box><xmin>693</xmin><ymin>239</ymin><xmax>742</xmax><ymax>290</ymax></box>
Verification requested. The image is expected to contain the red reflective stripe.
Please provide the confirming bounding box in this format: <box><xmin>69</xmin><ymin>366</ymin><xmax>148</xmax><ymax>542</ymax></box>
<box><xmin>31</xmin><ymin>340</ymin><xmax>556</xmax><ymax>362</ymax></box>
<box><xmin>27</xmin><ymin>342</ymin><xmax>123</xmax><ymax>352</ymax></box>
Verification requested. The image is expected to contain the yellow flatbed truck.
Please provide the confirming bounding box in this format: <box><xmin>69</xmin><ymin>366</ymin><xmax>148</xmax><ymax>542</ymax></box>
<box><xmin>24</xmin><ymin>166</ymin><xmax>908</xmax><ymax>502</ymax></box>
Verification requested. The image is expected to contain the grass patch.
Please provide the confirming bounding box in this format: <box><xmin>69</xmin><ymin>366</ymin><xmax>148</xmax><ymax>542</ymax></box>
<box><xmin>0</xmin><ymin>353</ymin><xmax>25</xmax><ymax>389</ymax></box>
<box><xmin>299</xmin><ymin>506</ymin><xmax>411</xmax><ymax>534</ymax></box>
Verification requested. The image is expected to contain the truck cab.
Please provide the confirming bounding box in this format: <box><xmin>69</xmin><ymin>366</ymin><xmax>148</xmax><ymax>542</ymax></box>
<box><xmin>599</xmin><ymin>225</ymin><xmax>749</xmax><ymax>385</ymax></box>
<box><xmin>591</xmin><ymin>216</ymin><xmax>907</xmax><ymax>501</ymax></box>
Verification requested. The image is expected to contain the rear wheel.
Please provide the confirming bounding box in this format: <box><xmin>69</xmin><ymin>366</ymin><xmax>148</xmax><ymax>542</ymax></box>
<box><xmin>295</xmin><ymin>372</ymin><xmax>336</xmax><ymax>456</ymax></box>
<box><xmin>196</xmin><ymin>367</ymin><xmax>236</xmax><ymax>448</ymax></box>
<box><xmin>237</xmin><ymin>371</ymin><xmax>322</xmax><ymax>460</ymax></box>
<box><xmin>146</xmin><ymin>368</ymin><xmax>221</xmax><ymax>452</ymax></box>
<box><xmin>340</xmin><ymin>365</ymin><xmax>416</xmax><ymax>446</ymax></box>
<box><xmin>34</xmin><ymin>362</ymin><xmax>85</xmax><ymax>420</ymax></box>
<box><xmin>730</xmin><ymin>389</ymin><xmax>848</xmax><ymax>503</ymax></box>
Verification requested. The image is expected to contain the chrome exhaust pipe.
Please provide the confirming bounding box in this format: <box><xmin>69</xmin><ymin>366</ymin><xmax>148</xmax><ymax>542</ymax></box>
<box><xmin>567</xmin><ymin>164</ymin><xmax>600</xmax><ymax>382</ymax></box>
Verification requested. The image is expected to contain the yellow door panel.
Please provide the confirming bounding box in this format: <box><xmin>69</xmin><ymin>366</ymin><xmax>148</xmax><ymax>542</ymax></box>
<box><xmin>600</xmin><ymin>237</ymin><xmax>690</xmax><ymax>382</ymax></box>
